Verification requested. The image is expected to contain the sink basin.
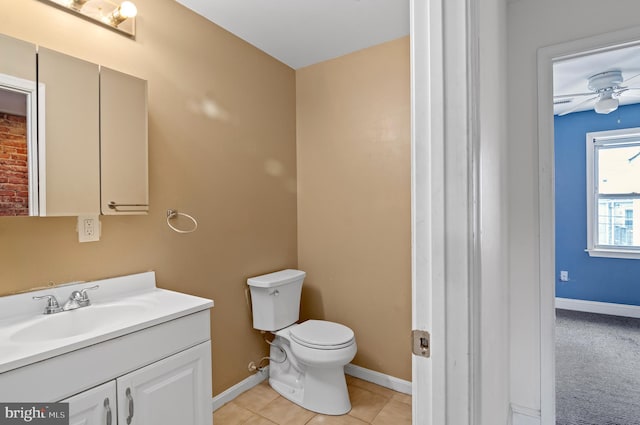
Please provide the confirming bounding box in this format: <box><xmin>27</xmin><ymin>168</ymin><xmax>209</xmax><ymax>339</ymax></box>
<box><xmin>0</xmin><ymin>271</ymin><xmax>214</xmax><ymax>374</ymax></box>
<box><xmin>10</xmin><ymin>303</ymin><xmax>144</xmax><ymax>343</ymax></box>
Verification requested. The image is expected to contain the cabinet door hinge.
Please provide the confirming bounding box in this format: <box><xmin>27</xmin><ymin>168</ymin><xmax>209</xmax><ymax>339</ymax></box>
<box><xmin>412</xmin><ymin>329</ymin><xmax>430</xmax><ymax>358</ymax></box>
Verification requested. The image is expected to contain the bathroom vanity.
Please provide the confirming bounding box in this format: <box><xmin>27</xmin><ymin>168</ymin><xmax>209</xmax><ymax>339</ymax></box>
<box><xmin>0</xmin><ymin>272</ymin><xmax>214</xmax><ymax>425</ymax></box>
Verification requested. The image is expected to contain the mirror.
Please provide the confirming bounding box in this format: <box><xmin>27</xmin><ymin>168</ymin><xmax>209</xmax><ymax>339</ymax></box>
<box><xmin>0</xmin><ymin>73</ymin><xmax>39</xmax><ymax>216</ymax></box>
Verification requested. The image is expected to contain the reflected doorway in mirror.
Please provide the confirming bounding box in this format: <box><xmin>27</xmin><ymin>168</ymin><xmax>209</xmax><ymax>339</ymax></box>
<box><xmin>0</xmin><ymin>73</ymin><xmax>41</xmax><ymax>216</ymax></box>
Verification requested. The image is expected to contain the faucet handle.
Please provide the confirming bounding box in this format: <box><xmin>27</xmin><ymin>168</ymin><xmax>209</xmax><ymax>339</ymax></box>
<box><xmin>78</xmin><ymin>285</ymin><xmax>99</xmax><ymax>306</ymax></box>
<box><xmin>33</xmin><ymin>294</ymin><xmax>63</xmax><ymax>314</ymax></box>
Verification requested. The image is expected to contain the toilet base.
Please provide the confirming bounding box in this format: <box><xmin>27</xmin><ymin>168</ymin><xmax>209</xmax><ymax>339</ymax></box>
<box><xmin>269</xmin><ymin>366</ymin><xmax>351</xmax><ymax>415</ymax></box>
<box><xmin>268</xmin><ymin>335</ymin><xmax>352</xmax><ymax>415</ymax></box>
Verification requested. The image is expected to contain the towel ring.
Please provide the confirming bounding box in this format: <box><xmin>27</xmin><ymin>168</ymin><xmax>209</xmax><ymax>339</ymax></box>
<box><xmin>166</xmin><ymin>209</ymin><xmax>198</xmax><ymax>234</ymax></box>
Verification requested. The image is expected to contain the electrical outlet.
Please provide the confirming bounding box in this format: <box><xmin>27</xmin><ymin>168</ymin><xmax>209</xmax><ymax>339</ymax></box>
<box><xmin>560</xmin><ymin>270</ymin><xmax>569</xmax><ymax>282</ymax></box>
<box><xmin>77</xmin><ymin>215</ymin><xmax>101</xmax><ymax>242</ymax></box>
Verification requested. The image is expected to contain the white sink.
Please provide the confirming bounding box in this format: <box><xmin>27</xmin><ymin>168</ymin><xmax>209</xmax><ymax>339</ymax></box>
<box><xmin>10</xmin><ymin>302</ymin><xmax>147</xmax><ymax>343</ymax></box>
<box><xmin>0</xmin><ymin>272</ymin><xmax>214</xmax><ymax>373</ymax></box>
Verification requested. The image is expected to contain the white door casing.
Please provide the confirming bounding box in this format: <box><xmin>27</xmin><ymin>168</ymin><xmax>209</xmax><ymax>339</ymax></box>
<box><xmin>410</xmin><ymin>0</ymin><xmax>440</xmax><ymax>423</ymax></box>
<box><xmin>537</xmin><ymin>25</ymin><xmax>640</xmax><ymax>425</ymax></box>
<box><xmin>411</xmin><ymin>0</ymin><xmax>475</xmax><ymax>424</ymax></box>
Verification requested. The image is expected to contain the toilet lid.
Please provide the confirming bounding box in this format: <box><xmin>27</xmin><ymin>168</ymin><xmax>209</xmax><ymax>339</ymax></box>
<box><xmin>290</xmin><ymin>320</ymin><xmax>355</xmax><ymax>349</ymax></box>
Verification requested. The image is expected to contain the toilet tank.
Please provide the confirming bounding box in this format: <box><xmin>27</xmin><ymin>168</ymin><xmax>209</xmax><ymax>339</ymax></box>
<box><xmin>247</xmin><ymin>269</ymin><xmax>305</xmax><ymax>331</ymax></box>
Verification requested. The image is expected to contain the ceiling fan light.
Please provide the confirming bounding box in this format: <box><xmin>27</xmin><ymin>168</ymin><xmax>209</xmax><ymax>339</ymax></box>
<box><xmin>594</xmin><ymin>95</ymin><xmax>619</xmax><ymax>114</ymax></box>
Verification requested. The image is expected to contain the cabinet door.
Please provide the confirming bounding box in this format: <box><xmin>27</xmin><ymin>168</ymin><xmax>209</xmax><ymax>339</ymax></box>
<box><xmin>117</xmin><ymin>341</ymin><xmax>212</xmax><ymax>425</ymax></box>
<box><xmin>0</xmin><ymin>33</ymin><xmax>35</xmax><ymax>80</ymax></box>
<box><xmin>62</xmin><ymin>381</ymin><xmax>116</xmax><ymax>425</ymax></box>
<box><xmin>100</xmin><ymin>67</ymin><xmax>148</xmax><ymax>215</ymax></box>
<box><xmin>37</xmin><ymin>47</ymin><xmax>100</xmax><ymax>216</ymax></box>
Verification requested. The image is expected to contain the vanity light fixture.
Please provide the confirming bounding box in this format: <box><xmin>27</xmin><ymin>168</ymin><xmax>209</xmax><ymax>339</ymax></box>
<box><xmin>38</xmin><ymin>0</ymin><xmax>137</xmax><ymax>38</ymax></box>
<box><xmin>68</xmin><ymin>0</ymin><xmax>89</xmax><ymax>10</ymax></box>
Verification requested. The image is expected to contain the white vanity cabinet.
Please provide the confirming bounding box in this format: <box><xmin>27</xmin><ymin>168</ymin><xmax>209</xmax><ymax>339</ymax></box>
<box><xmin>63</xmin><ymin>342</ymin><xmax>211</xmax><ymax>425</ymax></box>
<box><xmin>0</xmin><ymin>272</ymin><xmax>214</xmax><ymax>425</ymax></box>
<box><xmin>63</xmin><ymin>381</ymin><xmax>116</xmax><ymax>425</ymax></box>
<box><xmin>116</xmin><ymin>342</ymin><xmax>211</xmax><ymax>425</ymax></box>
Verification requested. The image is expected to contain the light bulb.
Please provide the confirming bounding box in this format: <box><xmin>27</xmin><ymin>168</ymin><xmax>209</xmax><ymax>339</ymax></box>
<box><xmin>119</xmin><ymin>1</ymin><xmax>138</xmax><ymax>18</ymax></box>
<box><xmin>67</xmin><ymin>0</ymin><xmax>88</xmax><ymax>10</ymax></box>
<box><xmin>108</xmin><ymin>1</ymin><xmax>137</xmax><ymax>26</ymax></box>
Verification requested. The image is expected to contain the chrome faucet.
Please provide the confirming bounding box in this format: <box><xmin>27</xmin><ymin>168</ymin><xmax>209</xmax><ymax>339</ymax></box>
<box><xmin>63</xmin><ymin>291</ymin><xmax>83</xmax><ymax>311</ymax></box>
<box><xmin>63</xmin><ymin>285</ymin><xmax>99</xmax><ymax>310</ymax></box>
<box><xmin>32</xmin><ymin>295</ymin><xmax>63</xmax><ymax>315</ymax></box>
<box><xmin>78</xmin><ymin>285</ymin><xmax>99</xmax><ymax>307</ymax></box>
<box><xmin>33</xmin><ymin>285</ymin><xmax>100</xmax><ymax>314</ymax></box>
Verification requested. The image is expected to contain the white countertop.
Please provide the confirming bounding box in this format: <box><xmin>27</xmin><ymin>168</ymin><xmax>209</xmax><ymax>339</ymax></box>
<box><xmin>0</xmin><ymin>272</ymin><xmax>213</xmax><ymax>373</ymax></box>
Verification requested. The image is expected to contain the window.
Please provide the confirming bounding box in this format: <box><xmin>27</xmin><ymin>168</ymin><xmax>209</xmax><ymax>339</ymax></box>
<box><xmin>586</xmin><ymin>127</ymin><xmax>640</xmax><ymax>258</ymax></box>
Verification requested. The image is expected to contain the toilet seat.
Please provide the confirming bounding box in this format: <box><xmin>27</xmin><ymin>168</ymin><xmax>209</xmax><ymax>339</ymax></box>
<box><xmin>290</xmin><ymin>320</ymin><xmax>355</xmax><ymax>350</ymax></box>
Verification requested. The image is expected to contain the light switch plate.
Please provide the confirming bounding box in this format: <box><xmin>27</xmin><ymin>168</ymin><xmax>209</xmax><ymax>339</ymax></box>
<box><xmin>77</xmin><ymin>215</ymin><xmax>101</xmax><ymax>242</ymax></box>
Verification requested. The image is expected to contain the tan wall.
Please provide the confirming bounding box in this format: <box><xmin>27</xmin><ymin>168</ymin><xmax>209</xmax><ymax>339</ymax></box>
<box><xmin>0</xmin><ymin>0</ymin><xmax>297</xmax><ymax>395</ymax></box>
<box><xmin>296</xmin><ymin>37</ymin><xmax>411</xmax><ymax>381</ymax></box>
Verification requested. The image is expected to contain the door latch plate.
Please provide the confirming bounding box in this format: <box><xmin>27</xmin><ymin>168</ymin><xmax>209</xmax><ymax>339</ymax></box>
<box><xmin>412</xmin><ymin>329</ymin><xmax>430</xmax><ymax>358</ymax></box>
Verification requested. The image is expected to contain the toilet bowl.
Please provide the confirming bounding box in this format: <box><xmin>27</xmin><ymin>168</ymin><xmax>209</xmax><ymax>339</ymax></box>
<box><xmin>247</xmin><ymin>270</ymin><xmax>357</xmax><ymax>415</ymax></box>
<box><xmin>275</xmin><ymin>320</ymin><xmax>357</xmax><ymax>415</ymax></box>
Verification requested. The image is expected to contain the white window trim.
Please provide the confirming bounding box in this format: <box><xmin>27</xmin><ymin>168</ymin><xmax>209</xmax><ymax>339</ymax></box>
<box><xmin>586</xmin><ymin>126</ymin><xmax>640</xmax><ymax>259</ymax></box>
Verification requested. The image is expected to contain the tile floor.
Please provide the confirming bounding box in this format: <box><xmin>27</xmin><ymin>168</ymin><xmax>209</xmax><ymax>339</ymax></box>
<box><xmin>213</xmin><ymin>375</ymin><xmax>412</xmax><ymax>425</ymax></box>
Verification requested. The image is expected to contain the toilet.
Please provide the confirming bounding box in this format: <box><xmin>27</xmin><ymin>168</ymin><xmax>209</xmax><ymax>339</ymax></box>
<box><xmin>247</xmin><ymin>269</ymin><xmax>357</xmax><ymax>415</ymax></box>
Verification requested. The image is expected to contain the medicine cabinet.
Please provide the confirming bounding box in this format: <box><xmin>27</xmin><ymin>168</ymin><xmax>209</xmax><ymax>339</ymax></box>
<box><xmin>0</xmin><ymin>33</ymin><xmax>148</xmax><ymax>217</ymax></box>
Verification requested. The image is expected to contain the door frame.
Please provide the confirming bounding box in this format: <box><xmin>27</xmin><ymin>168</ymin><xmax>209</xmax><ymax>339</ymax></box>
<box><xmin>537</xmin><ymin>25</ymin><xmax>640</xmax><ymax>425</ymax></box>
<box><xmin>410</xmin><ymin>1</ymin><xmax>444</xmax><ymax>423</ymax></box>
<box><xmin>411</xmin><ymin>0</ymin><xmax>476</xmax><ymax>423</ymax></box>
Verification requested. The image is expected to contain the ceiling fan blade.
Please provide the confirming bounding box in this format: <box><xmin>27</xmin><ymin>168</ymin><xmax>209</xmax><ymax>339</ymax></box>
<box><xmin>623</xmin><ymin>72</ymin><xmax>640</xmax><ymax>85</ymax></box>
<box><xmin>616</xmin><ymin>88</ymin><xmax>640</xmax><ymax>97</ymax></box>
<box><xmin>618</xmin><ymin>92</ymin><xmax>640</xmax><ymax>99</ymax></box>
<box><xmin>557</xmin><ymin>95</ymin><xmax>598</xmax><ymax>116</ymax></box>
<box><xmin>554</xmin><ymin>91</ymin><xmax>595</xmax><ymax>99</ymax></box>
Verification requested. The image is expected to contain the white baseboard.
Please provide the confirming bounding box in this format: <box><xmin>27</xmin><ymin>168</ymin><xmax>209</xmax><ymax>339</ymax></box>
<box><xmin>510</xmin><ymin>404</ymin><xmax>541</xmax><ymax>425</ymax></box>
<box><xmin>556</xmin><ymin>297</ymin><xmax>640</xmax><ymax>318</ymax></box>
<box><xmin>212</xmin><ymin>367</ymin><xmax>269</xmax><ymax>412</ymax></box>
<box><xmin>344</xmin><ymin>363</ymin><xmax>412</xmax><ymax>395</ymax></box>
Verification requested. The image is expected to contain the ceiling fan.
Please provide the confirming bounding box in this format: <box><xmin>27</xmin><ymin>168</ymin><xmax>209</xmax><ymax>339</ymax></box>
<box><xmin>554</xmin><ymin>70</ymin><xmax>640</xmax><ymax>116</ymax></box>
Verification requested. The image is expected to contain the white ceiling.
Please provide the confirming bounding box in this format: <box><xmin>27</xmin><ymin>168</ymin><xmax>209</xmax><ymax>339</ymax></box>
<box><xmin>174</xmin><ymin>0</ymin><xmax>410</xmax><ymax>70</ymax></box>
<box><xmin>553</xmin><ymin>44</ymin><xmax>640</xmax><ymax>116</ymax></box>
